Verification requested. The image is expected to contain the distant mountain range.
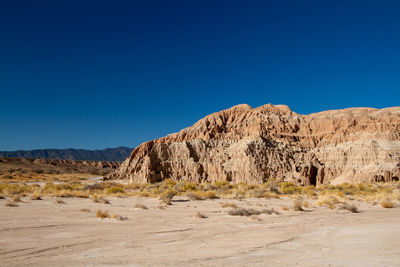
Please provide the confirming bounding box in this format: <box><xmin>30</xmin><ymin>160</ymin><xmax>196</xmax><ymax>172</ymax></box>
<box><xmin>0</xmin><ymin>146</ymin><xmax>132</xmax><ymax>162</ymax></box>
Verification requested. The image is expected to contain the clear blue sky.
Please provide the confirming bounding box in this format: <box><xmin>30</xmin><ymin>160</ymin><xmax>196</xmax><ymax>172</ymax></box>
<box><xmin>1</xmin><ymin>0</ymin><xmax>399</xmax><ymax>150</ymax></box>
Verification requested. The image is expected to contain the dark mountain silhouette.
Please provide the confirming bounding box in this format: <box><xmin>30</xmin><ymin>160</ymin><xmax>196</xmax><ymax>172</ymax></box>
<box><xmin>0</xmin><ymin>146</ymin><xmax>132</xmax><ymax>162</ymax></box>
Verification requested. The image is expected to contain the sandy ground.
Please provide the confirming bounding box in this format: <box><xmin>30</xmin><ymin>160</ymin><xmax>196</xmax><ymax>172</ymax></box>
<box><xmin>1</xmin><ymin>196</ymin><xmax>400</xmax><ymax>266</ymax></box>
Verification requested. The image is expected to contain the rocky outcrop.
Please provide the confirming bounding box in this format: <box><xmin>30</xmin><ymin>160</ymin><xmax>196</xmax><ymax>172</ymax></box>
<box><xmin>106</xmin><ymin>104</ymin><xmax>400</xmax><ymax>185</ymax></box>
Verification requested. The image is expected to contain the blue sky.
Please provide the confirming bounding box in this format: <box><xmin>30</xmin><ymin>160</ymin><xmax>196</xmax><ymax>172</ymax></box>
<box><xmin>1</xmin><ymin>0</ymin><xmax>399</xmax><ymax>150</ymax></box>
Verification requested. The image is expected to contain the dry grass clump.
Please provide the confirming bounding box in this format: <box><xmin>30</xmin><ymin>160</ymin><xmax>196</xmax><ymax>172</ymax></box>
<box><xmin>55</xmin><ymin>199</ymin><xmax>66</xmax><ymax>204</ymax></box>
<box><xmin>186</xmin><ymin>191</ymin><xmax>204</xmax><ymax>200</ymax></box>
<box><xmin>220</xmin><ymin>202</ymin><xmax>238</xmax><ymax>208</ymax></box>
<box><xmin>13</xmin><ymin>195</ymin><xmax>22</xmax><ymax>202</ymax></box>
<box><xmin>213</xmin><ymin>180</ymin><xmax>230</xmax><ymax>188</ymax></box>
<box><xmin>185</xmin><ymin>190</ymin><xmax>218</xmax><ymax>200</ymax></box>
<box><xmin>5</xmin><ymin>201</ymin><xmax>18</xmax><ymax>207</ymax></box>
<box><xmin>339</xmin><ymin>203</ymin><xmax>359</xmax><ymax>213</ymax></box>
<box><xmin>111</xmin><ymin>214</ymin><xmax>128</xmax><ymax>221</ymax></box>
<box><xmin>228</xmin><ymin>208</ymin><xmax>260</xmax><ymax>216</ymax></box>
<box><xmin>30</xmin><ymin>192</ymin><xmax>42</xmax><ymax>200</ymax></box>
<box><xmin>293</xmin><ymin>199</ymin><xmax>304</xmax><ymax>211</ymax></box>
<box><xmin>279</xmin><ymin>182</ymin><xmax>302</xmax><ymax>195</ymax></box>
<box><xmin>92</xmin><ymin>195</ymin><xmax>110</xmax><ymax>204</ymax></box>
<box><xmin>96</xmin><ymin>209</ymin><xmax>109</xmax><ymax>219</ymax></box>
<box><xmin>380</xmin><ymin>198</ymin><xmax>395</xmax><ymax>208</ymax></box>
<box><xmin>158</xmin><ymin>189</ymin><xmax>177</xmax><ymax>205</ymax></box>
<box><xmin>194</xmin><ymin>212</ymin><xmax>208</xmax><ymax>219</ymax></box>
<box><xmin>203</xmin><ymin>191</ymin><xmax>218</xmax><ymax>199</ymax></box>
<box><xmin>134</xmin><ymin>203</ymin><xmax>148</xmax><ymax>209</ymax></box>
<box><xmin>228</xmin><ymin>207</ymin><xmax>279</xmax><ymax>216</ymax></box>
<box><xmin>250</xmin><ymin>215</ymin><xmax>262</xmax><ymax>221</ymax></box>
<box><xmin>317</xmin><ymin>195</ymin><xmax>338</xmax><ymax>209</ymax></box>
<box><xmin>105</xmin><ymin>186</ymin><xmax>125</xmax><ymax>194</ymax></box>
<box><xmin>281</xmin><ymin>205</ymin><xmax>289</xmax><ymax>211</ymax></box>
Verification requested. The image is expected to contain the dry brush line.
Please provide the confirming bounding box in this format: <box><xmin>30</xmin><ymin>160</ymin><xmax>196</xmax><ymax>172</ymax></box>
<box><xmin>339</xmin><ymin>203</ymin><xmax>359</xmax><ymax>213</ymax></box>
<box><xmin>228</xmin><ymin>207</ymin><xmax>279</xmax><ymax>216</ymax></box>
<box><xmin>92</xmin><ymin>195</ymin><xmax>110</xmax><ymax>204</ymax></box>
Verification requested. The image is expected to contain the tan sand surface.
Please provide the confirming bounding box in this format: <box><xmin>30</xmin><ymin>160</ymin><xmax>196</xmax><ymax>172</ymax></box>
<box><xmin>1</xmin><ymin>196</ymin><xmax>399</xmax><ymax>266</ymax></box>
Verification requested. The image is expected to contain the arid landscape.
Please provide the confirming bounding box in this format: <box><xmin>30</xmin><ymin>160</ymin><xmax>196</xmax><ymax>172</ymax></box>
<box><xmin>1</xmin><ymin>104</ymin><xmax>400</xmax><ymax>266</ymax></box>
<box><xmin>3</xmin><ymin>1</ymin><xmax>400</xmax><ymax>265</ymax></box>
<box><xmin>1</xmin><ymin>183</ymin><xmax>400</xmax><ymax>266</ymax></box>
<box><xmin>1</xmin><ymin>155</ymin><xmax>400</xmax><ymax>266</ymax></box>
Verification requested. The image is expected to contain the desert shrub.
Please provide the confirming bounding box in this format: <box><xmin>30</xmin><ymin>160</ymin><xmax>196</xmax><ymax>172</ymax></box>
<box><xmin>250</xmin><ymin>215</ymin><xmax>262</xmax><ymax>221</ymax></box>
<box><xmin>213</xmin><ymin>180</ymin><xmax>229</xmax><ymax>188</ymax></box>
<box><xmin>55</xmin><ymin>190</ymin><xmax>73</xmax><ymax>198</ymax></box>
<box><xmin>293</xmin><ymin>199</ymin><xmax>304</xmax><ymax>211</ymax></box>
<box><xmin>377</xmin><ymin>186</ymin><xmax>393</xmax><ymax>194</ymax></box>
<box><xmin>126</xmin><ymin>183</ymin><xmax>142</xmax><ymax>190</ymax></box>
<box><xmin>232</xmin><ymin>188</ymin><xmax>246</xmax><ymax>198</ymax></box>
<box><xmin>159</xmin><ymin>189</ymin><xmax>177</xmax><ymax>205</ymax></box>
<box><xmin>380</xmin><ymin>198</ymin><xmax>395</xmax><ymax>208</ymax></box>
<box><xmin>13</xmin><ymin>195</ymin><xmax>22</xmax><ymax>202</ymax></box>
<box><xmin>30</xmin><ymin>192</ymin><xmax>42</xmax><ymax>200</ymax></box>
<box><xmin>339</xmin><ymin>203</ymin><xmax>359</xmax><ymax>213</ymax></box>
<box><xmin>301</xmin><ymin>186</ymin><xmax>317</xmax><ymax>196</ymax></box>
<box><xmin>92</xmin><ymin>195</ymin><xmax>110</xmax><ymax>204</ymax></box>
<box><xmin>106</xmin><ymin>186</ymin><xmax>125</xmax><ymax>194</ymax></box>
<box><xmin>203</xmin><ymin>183</ymin><xmax>217</xmax><ymax>191</ymax></box>
<box><xmin>82</xmin><ymin>183</ymin><xmax>104</xmax><ymax>191</ymax></box>
<box><xmin>175</xmin><ymin>181</ymin><xmax>198</xmax><ymax>192</ymax></box>
<box><xmin>163</xmin><ymin>178</ymin><xmax>176</xmax><ymax>188</ymax></box>
<box><xmin>186</xmin><ymin>191</ymin><xmax>203</xmax><ymax>200</ymax></box>
<box><xmin>96</xmin><ymin>209</ymin><xmax>109</xmax><ymax>219</ymax></box>
<box><xmin>5</xmin><ymin>201</ymin><xmax>18</xmax><ymax>207</ymax></box>
<box><xmin>279</xmin><ymin>182</ymin><xmax>301</xmax><ymax>195</ymax></box>
<box><xmin>317</xmin><ymin>195</ymin><xmax>337</xmax><ymax>209</ymax></box>
<box><xmin>203</xmin><ymin>191</ymin><xmax>218</xmax><ymax>199</ymax></box>
<box><xmin>0</xmin><ymin>184</ymin><xmax>32</xmax><ymax>196</ymax></box>
<box><xmin>55</xmin><ymin>199</ymin><xmax>66</xmax><ymax>204</ymax></box>
<box><xmin>111</xmin><ymin>214</ymin><xmax>127</xmax><ymax>221</ymax></box>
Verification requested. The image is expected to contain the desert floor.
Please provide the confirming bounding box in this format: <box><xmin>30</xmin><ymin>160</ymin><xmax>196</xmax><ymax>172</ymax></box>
<box><xmin>1</xmin><ymin>196</ymin><xmax>400</xmax><ymax>267</ymax></box>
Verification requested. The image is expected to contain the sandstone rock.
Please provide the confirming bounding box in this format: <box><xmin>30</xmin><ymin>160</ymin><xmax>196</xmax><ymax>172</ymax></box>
<box><xmin>106</xmin><ymin>104</ymin><xmax>400</xmax><ymax>185</ymax></box>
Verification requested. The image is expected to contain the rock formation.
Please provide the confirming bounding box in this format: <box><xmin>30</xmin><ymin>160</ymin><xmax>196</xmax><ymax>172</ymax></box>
<box><xmin>106</xmin><ymin>104</ymin><xmax>400</xmax><ymax>185</ymax></box>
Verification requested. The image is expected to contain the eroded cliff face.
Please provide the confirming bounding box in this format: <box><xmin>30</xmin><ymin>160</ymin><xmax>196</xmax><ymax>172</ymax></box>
<box><xmin>106</xmin><ymin>104</ymin><xmax>400</xmax><ymax>185</ymax></box>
